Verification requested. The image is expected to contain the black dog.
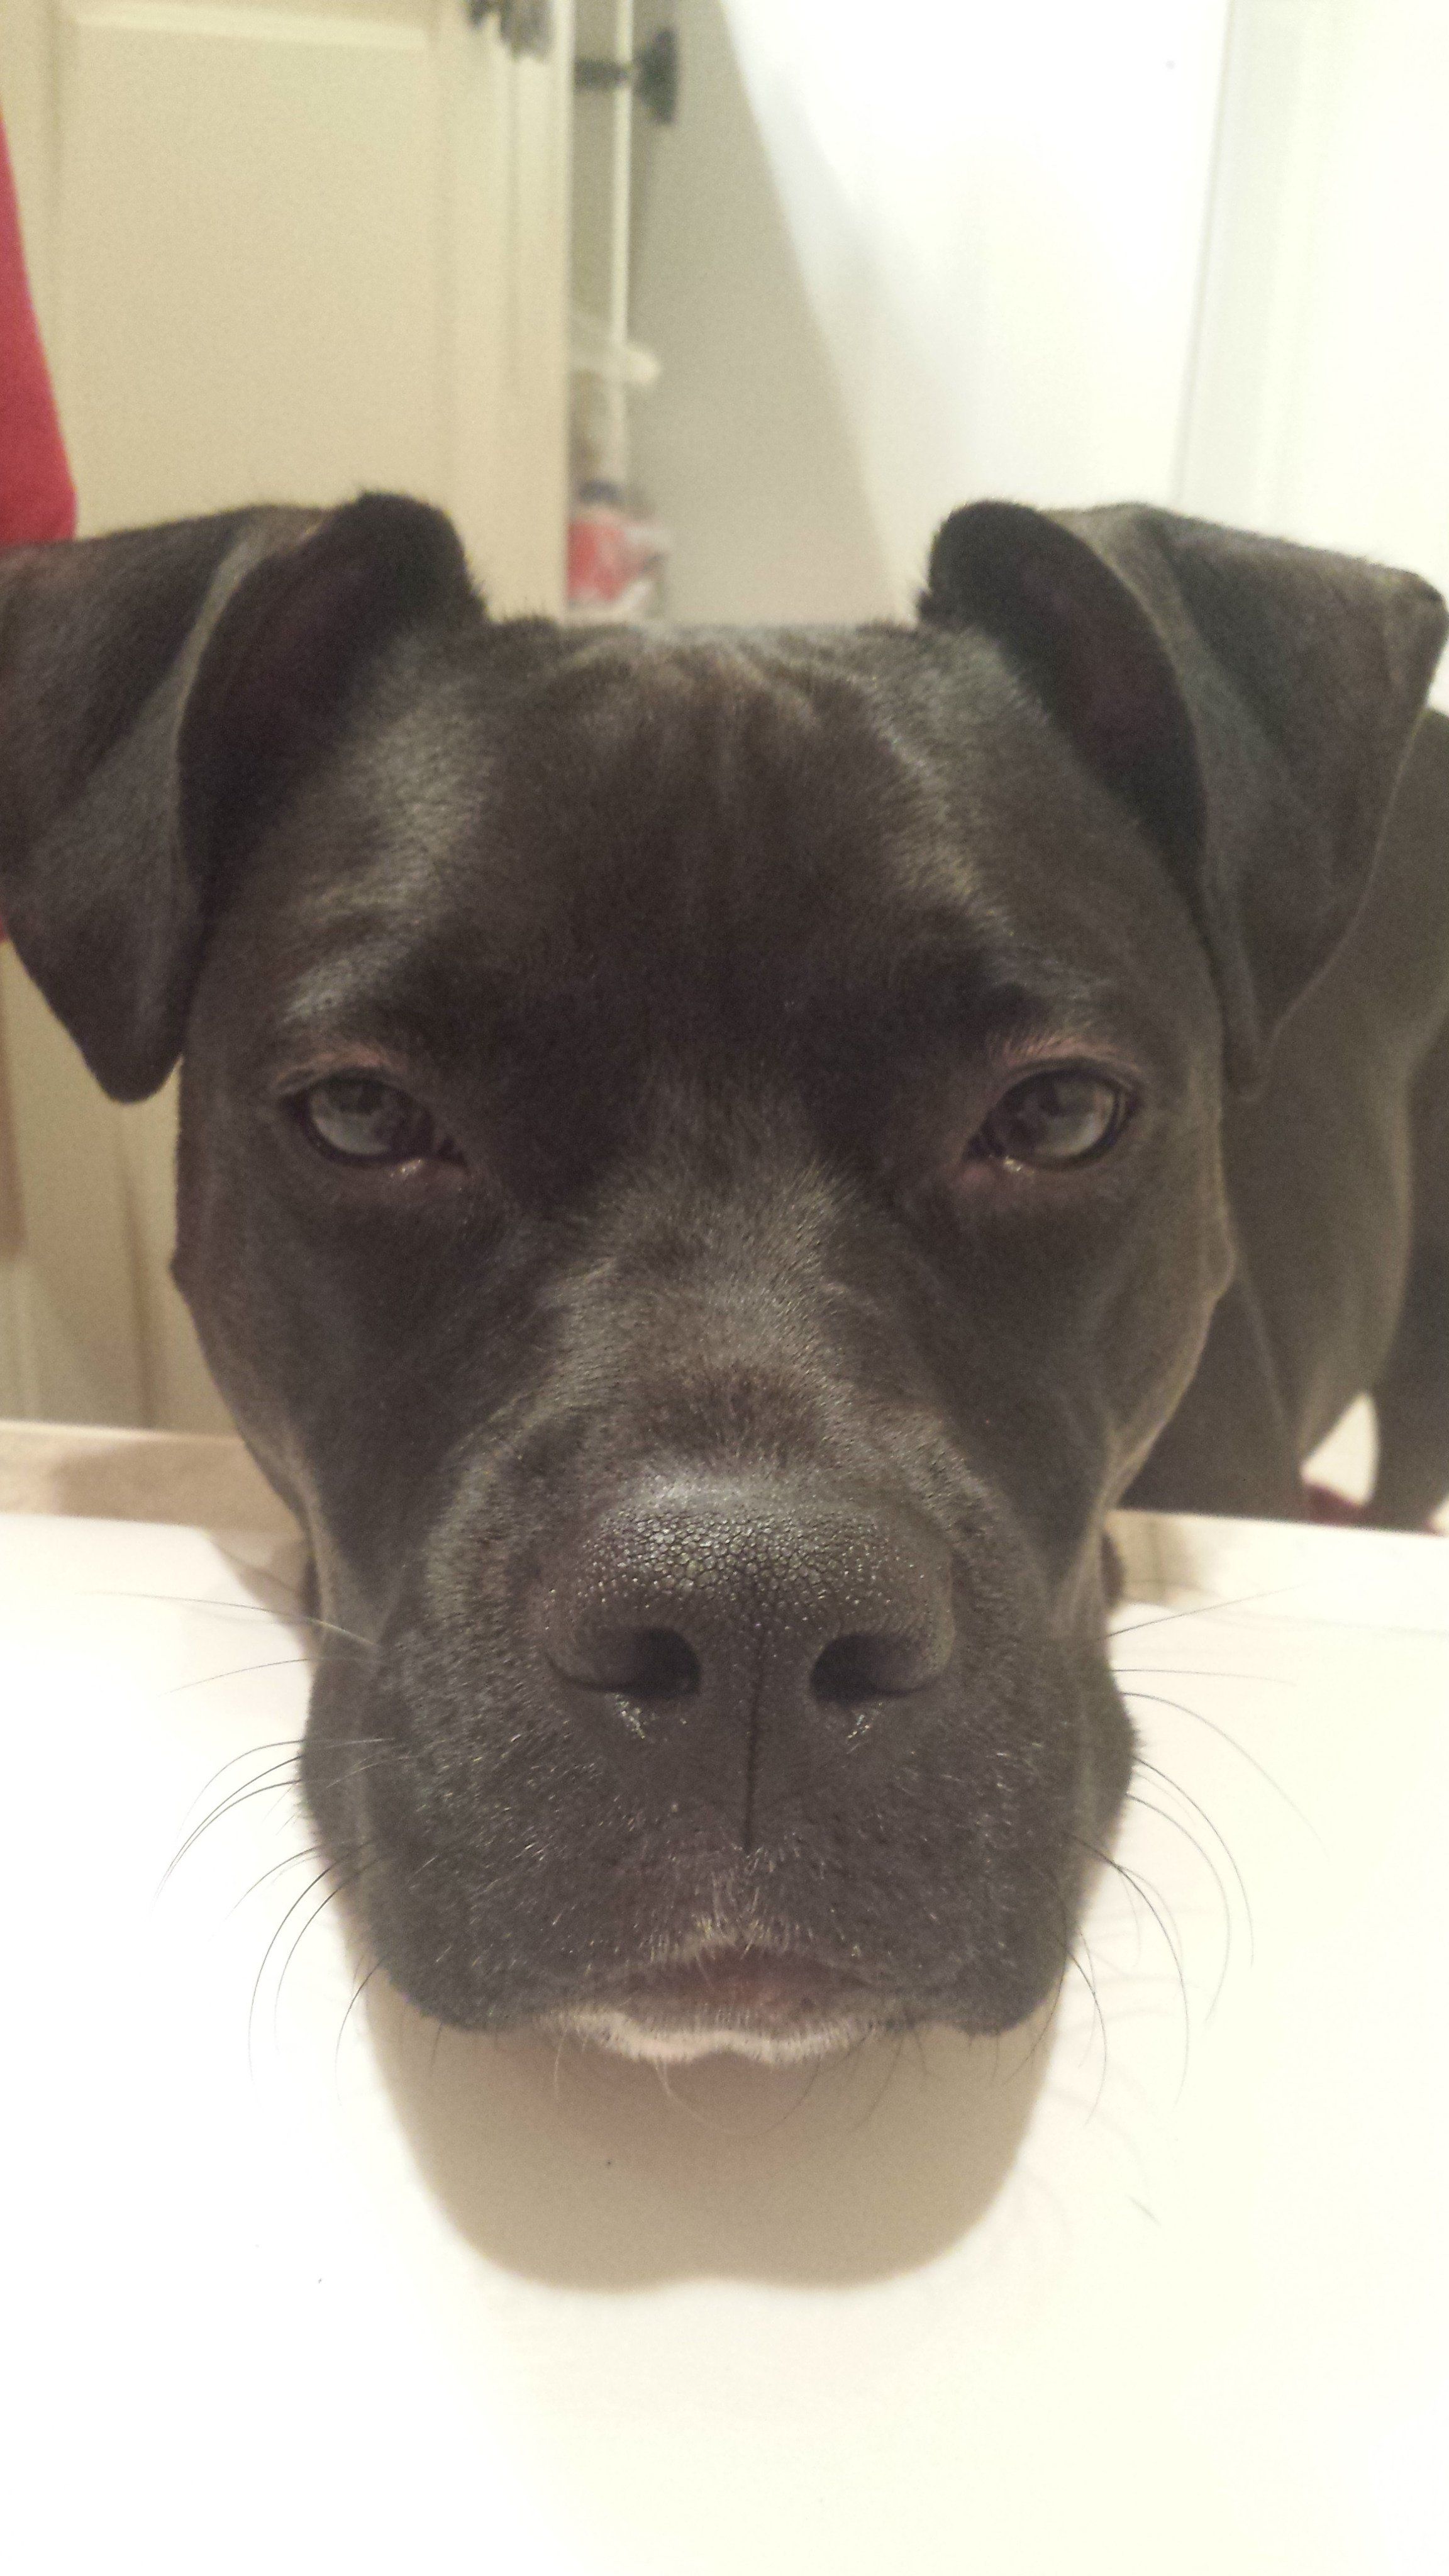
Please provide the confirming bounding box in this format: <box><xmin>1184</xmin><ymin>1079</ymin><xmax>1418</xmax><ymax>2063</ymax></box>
<box><xmin>2</xmin><ymin>496</ymin><xmax>1445</xmax><ymax>2063</ymax></box>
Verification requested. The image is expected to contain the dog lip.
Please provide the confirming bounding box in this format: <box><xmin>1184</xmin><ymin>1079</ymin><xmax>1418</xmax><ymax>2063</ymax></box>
<box><xmin>610</xmin><ymin>1946</ymin><xmax>870</xmax><ymax>2021</ymax></box>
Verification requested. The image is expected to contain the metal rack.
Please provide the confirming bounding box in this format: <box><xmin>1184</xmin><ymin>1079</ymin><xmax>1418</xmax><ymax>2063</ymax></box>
<box><xmin>567</xmin><ymin>0</ymin><xmax>674</xmax><ymax>616</ymax></box>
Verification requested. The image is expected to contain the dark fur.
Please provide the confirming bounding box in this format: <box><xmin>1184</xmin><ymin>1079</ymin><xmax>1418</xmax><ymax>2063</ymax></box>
<box><xmin>1</xmin><ymin>495</ymin><xmax>1445</xmax><ymax>2040</ymax></box>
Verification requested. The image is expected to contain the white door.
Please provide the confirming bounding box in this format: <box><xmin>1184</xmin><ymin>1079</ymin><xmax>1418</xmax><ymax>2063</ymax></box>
<box><xmin>0</xmin><ymin>0</ymin><xmax>573</xmax><ymax>1429</ymax></box>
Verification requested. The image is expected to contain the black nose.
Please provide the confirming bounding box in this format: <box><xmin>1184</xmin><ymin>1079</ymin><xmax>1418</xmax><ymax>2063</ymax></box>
<box><xmin>541</xmin><ymin>1479</ymin><xmax>955</xmax><ymax>1819</ymax></box>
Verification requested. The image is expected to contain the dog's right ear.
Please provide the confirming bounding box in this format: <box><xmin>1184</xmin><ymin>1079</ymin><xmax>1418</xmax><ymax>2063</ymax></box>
<box><xmin>0</xmin><ymin>494</ymin><xmax>479</xmax><ymax>1099</ymax></box>
<box><xmin>920</xmin><ymin>499</ymin><xmax>1446</xmax><ymax>1086</ymax></box>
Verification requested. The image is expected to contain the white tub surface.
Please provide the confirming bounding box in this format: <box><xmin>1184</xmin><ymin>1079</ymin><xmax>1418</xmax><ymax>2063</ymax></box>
<box><xmin>3</xmin><ymin>1504</ymin><xmax>1446</xmax><ymax>2574</ymax></box>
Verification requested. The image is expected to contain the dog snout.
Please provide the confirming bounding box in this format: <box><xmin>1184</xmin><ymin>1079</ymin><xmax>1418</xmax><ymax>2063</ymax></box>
<box><xmin>541</xmin><ymin>1478</ymin><xmax>956</xmax><ymax>1743</ymax></box>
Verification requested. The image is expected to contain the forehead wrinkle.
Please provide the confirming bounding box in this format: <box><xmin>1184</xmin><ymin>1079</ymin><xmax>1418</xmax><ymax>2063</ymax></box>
<box><xmin>469</xmin><ymin>643</ymin><xmax>962</xmax><ymax>1009</ymax></box>
<box><xmin>258</xmin><ymin>826</ymin><xmax>1118</xmax><ymax>1087</ymax></box>
<box><xmin>515</xmin><ymin>626</ymin><xmax>930</xmax><ymax>816</ymax></box>
<box><xmin>244</xmin><ymin>625</ymin><xmax>1168</xmax><ymax>1075</ymax></box>
<box><xmin>258</xmin><ymin>912</ymin><xmax>1128</xmax><ymax>1108</ymax></box>
<box><xmin>260</xmin><ymin>937</ymin><xmax>515</xmax><ymax>1070</ymax></box>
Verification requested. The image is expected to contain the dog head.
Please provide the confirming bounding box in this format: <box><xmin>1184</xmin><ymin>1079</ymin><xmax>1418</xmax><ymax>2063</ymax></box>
<box><xmin>1</xmin><ymin>496</ymin><xmax>1441</xmax><ymax>2060</ymax></box>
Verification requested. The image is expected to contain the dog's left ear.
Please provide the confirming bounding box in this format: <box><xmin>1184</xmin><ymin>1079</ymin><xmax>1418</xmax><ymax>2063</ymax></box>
<box><xmin>0</xmin><ymin>492</ymin><xmax>479</xmax><ymax>1100</ymax></box>
<box><xmin>921</xmin><ymin>499</ymin><xmax>1448</xmax><ymax>1083</ymax></box>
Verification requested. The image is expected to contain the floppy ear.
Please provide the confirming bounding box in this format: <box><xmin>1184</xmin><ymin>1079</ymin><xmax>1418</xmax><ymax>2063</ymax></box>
<box><xmin>0</xmin><ymin>492</ymin><xmax>479</xmax><ymax>1099</ymax></box>
<box><xmin>920</xmin><ymin>499</ymin><xmax>1448</xmax><ymax>1084</ymax></box>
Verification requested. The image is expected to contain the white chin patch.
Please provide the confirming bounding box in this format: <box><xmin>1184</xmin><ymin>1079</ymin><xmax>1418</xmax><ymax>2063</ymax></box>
<box><xmin>551</xmin><ymin>2004</ymin><xmax>879</xmax><ymax>2068</ymax></box>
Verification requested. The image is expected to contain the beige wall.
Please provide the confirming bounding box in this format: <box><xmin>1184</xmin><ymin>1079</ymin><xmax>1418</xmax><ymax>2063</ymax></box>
<box><xmin>0</xmin><ymin>975</ymin><xmax>27</xmax><ymax>1419</ymax></box>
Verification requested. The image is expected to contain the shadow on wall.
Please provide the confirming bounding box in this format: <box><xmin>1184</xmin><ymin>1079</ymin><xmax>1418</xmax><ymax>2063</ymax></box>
<box><xmin>631</xmin><ymin>0</ymin><xmax>896</xmax><ymax>625</ymax></box>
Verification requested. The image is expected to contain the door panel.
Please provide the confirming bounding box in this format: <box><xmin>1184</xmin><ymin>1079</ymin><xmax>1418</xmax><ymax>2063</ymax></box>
<box><xmin>58</xmin><ymin>3</ymin><xmax>448</xmax><ymax>520</ymax></box>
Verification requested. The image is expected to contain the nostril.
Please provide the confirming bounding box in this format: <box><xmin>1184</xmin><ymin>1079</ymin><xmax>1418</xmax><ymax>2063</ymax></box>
<box><xmin>570</xmin><ymin>1623</ymin><xmax>701</xmax><ymax>1700</ymax></box>
<box><xmin>811</xmin><ymin>1630</ymin><xmax>928</xmax><ymax>1702</ymax></box>
<box><xmin>629</xmin><ymin>1626</ymin><xmax>701</xmax><ymax>1699</ymax></box>
<box><xmin>547</xmin><ymin>1482</ymin><xmax>955</xmax><ymax>1718</ymax></box>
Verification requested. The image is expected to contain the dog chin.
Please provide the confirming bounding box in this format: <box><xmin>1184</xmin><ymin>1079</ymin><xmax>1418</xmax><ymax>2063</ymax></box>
<box><xmin>538</xmin><ymin>1937</ymin><xmax>891</xmax><ymax>2065</ymax></box>
<box><xmin>547</xmin><ymin>2002</ymin><xmax>882</xmax><ymax>2067</ymax></box>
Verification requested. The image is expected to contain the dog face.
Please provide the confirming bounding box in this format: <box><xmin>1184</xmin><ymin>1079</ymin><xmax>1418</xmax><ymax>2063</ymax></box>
<box><xmin>1</xmin><ymin>497</ymin><xmax>1441</xmax><ymax>2060</ymax></box>
<box><xmin>177</xmin><ymin>619</ymin><xmax>1225</xmax><ymax>2058</ymax></box>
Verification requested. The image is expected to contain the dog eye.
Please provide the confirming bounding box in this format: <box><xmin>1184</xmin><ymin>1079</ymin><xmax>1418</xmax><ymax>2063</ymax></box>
<box><xmin>972</xmin><ymin>1068</ymin><xmax>1131</xmax><ymax>1170</ymax></box>
<box><xmin>291</xmin><ymin>1075</ymin><xmax>460</xmax><ymax>1168</ymax></box>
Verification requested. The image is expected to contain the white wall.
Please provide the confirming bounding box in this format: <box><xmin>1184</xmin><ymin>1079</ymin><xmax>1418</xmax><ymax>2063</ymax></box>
<box><xmin>1182</xmin><ymin>0</ymin><xmax>1449</xmax><ymax>704</ymax></box>
<box><xmin>634</xmin><ymin>0</ymin><xmax>1449</xmax><ymax>665</ymax></box>
<box><xmin>630</xmin><ymin>0</ymin><xmax>897</xmax><ymax>621</ymax></box>
<box><xmin>633</xmin><ymin>0</ymin><xmax>1232</xmax><ymax>620</ymax></box>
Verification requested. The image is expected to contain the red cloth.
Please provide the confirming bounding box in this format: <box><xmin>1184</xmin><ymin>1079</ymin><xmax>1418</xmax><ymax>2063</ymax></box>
<box><xmin>0</xmin><ymin>108</ymin><xmax>75</xmax><ymax>938</ymax></box>
<box><xmin>0</xmin><ymin>114</ymin><xmax>75</xmax><ymax>548</ymax></box>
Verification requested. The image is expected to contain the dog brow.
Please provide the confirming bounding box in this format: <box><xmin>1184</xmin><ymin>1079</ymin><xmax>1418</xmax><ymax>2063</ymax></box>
<box><xmin>879</xmin><ymin>941</ymin><xmax>1130</xmax><ymax>1054</ymax></box>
